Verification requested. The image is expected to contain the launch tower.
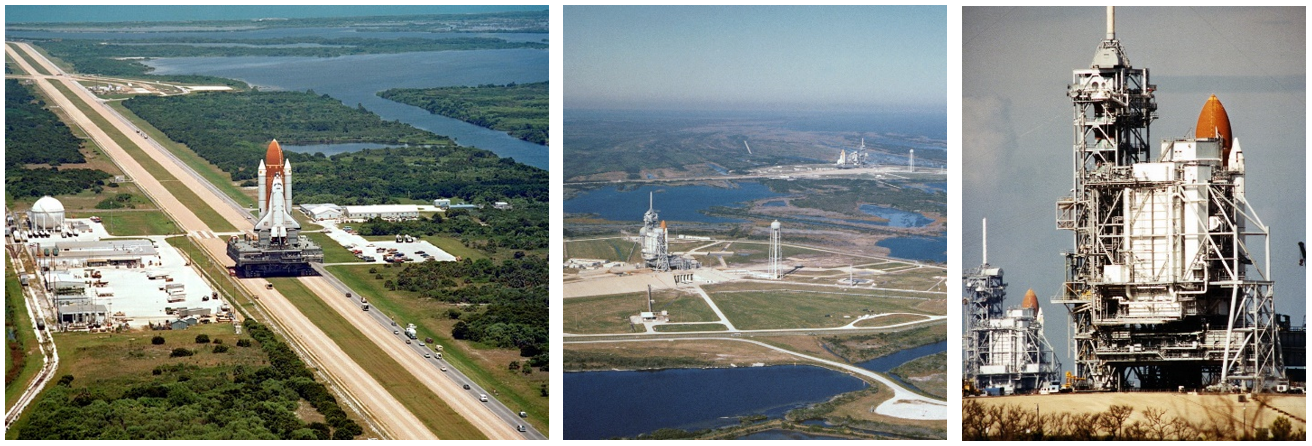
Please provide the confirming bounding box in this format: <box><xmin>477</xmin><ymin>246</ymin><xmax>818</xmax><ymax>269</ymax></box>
<box><xmin>964</xmin><ymin>219</ymin><xmax>1061</xmax><ymax>394</ymax></box>
<box><xmin>638</xmin><ymin>193</ymin><xmax>698</xmax><ymax>271</ymax></box>
<box><xmin>227</xmin><ymin>140</ymin><xmax>324</xmax><ymax>277</ymax></box>
<box><xmin>768</xmin><ymin>220</ymin><xmax>781</xmax><ymax>279</ymax></box>
<box><xmin>1054</xmin><ymin>8</ymin><xmax>1282</xmax><ymax>391</ymax></box>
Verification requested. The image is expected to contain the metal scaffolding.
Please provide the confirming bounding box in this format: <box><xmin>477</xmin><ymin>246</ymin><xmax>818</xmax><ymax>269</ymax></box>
<box><xmin>1053</xmin><ymin>7</ymin><xmax>1283</xmax><ymax>392</ymax></box>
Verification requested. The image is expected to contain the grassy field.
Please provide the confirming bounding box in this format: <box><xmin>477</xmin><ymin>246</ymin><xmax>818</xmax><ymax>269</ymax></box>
<box><xmin>4</xmin><ymin>252</ymin><xmax>42</xmax><ymax>412</ymax></box>
<box><xmin>324</xmin><ymin>264</ymin><xmax>549</xmax><ymax>432</ymax></box>
<box><xmin>8</xmin><ymin>43</ymin><xmax>49</xmax><ymax>75</ymax></box>
<box><xmin>853</xmin><ymin>313</ymin><xmax>932</xmax><ymax>327</ymax></box>
<box><xmin>46</xmin><ymin>323</ymin><xmax>264</xmax><ymax>392</ymax></box>
<box><xmin>303</xmin><ymin>231</ymin><xmax>360</xmax><ymax>264</ymax></box>
<box><xmin>824</xmin><ymin>385</ymin><xmax>946</xmax><ymax>439</ymax></box>
<box><xmin>47</xmin><ymin>80</ymin><xmax>236</xmax><ymax>233</ymax></box>
<box><xmin>564</xmin><ymin>238</ymin><xmax>640</xmax><ymax>263</ymax></box>
<box><xmin>563</xmin><ymin>339</ymin><xmax>812</xmax><ymax>371</ymax></box>
<box><xmin>652</xmin><ymin>323</ymin><xmax>727</xmax><ymax>332</ymax></box>
<box><xmin>651</xmin><ymin>291</ymin><xmax>719</xmax><ymax>323</ymax></box>
<box><xmin>67</xmin><ymin>210</ymin><xmax>176</xmax><ymax>236</ymax></box>
<box><xmin>718</xmin><ymin>242</ymin><xmax>824</xmax><ymax>266</ymax></box>
<box><xmin>563</xmin><ymin>292</ymin><xmax>655</xmax><ymax>334</ymax></box>
<box><xmin>105</xmin><ymin>101</ymin><xmax>255</xmax><ymax>209</ymax></box>
<box><xmin>268</xmin><ymin>277</ymin><xmax>486</xmax><ymax>439</ymax></box>
<box><xmin>421</xmin><ymin>234</ymin><xmax>489</xmax><ymax>261</ymax></box>
<box><xmin>706</xmin><ymin>288</ymin><xmax>929</xmax><ymax>330</ymax></box>
<box><xmin>6</xmin><ymin>51</ymin><xmax>25</xmax><ymax>75</ymax></box>
<box><xmin>890</xmin><ymin>352</ymin><xmax>946</xmax><ymax>399</ymax></box>
<box><xmin>824</xmin><ymin>324</ymin><xmax>947</xmax><ymax>363</ymax></box>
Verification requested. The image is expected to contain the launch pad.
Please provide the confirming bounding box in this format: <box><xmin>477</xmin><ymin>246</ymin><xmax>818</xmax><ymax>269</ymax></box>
<box><xmin>227</xmin><ymin>140</ymin><xmax>323</xmax><ymax>278</ymax></box>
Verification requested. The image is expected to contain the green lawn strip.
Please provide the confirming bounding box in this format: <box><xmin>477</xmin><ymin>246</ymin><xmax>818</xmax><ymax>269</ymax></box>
<box><xmin>47</xmin><ymin>80</ymin><xmax>236</xmax><ymax>233</ymax></box>
<box><xmin>66</xmin><ymin>210</ymin><xmax>175</xmax><ymax>236</ymax></box>
<box><xmin>4</xmin><ymin>252</ymin><xmax>42</xmax><ymax>411</ymax></box>
<box><xmin>707</xmin><ymin>289</ymin><xmax>925</xmax><ymax>331</ymax></box>
<box><xmin>8</xmin><ymin>44</ymin><xmax>49</xmax><ymax>76</ymax></box>
<box><xmin>6</xmin><ymin>51</ymin><xmax>26</xmax><ymax>76</ymax></box>
<box><xmin>652</xmin><ymin>291</ymin><xmax>719</xmax><ymax>323</ymax></box>
<box><xmin>325</xmin><ymin>264</ymin><xmax>548</xmax><ymax>431</ymax></box>
<box><xmin>421</xmin><ymin>235</ymin><xmax>488</xmax><ymax>261</ymax></box>
<box><xmin>267</xmin><ymin>277</ymin><xmax>487</xmax><ymax>439</ymax></box>
<box><xmin>105</xmin><ymin>101</ymin><xmax>255</xmax><ymax>208</ymax></box>
<box><xmin>562</xmin><ymin>292</ymin><xmax>649</xmax><ymax>334</ymax></box>
<box><xmin>303</xmin><ymin>231</ymin><xmax>360</xmax><ymax>263</ymax></box>
<box><xmin>652</xmin><ymin>323</ymin><xmax>727</xmax><ymax>333</ymax></box>
<box><xmin>20</xmin><ymin>43</ymin><xmax>69</xmax><ymax>74</ymax></box>
<box><xmin>563</xmin><ymin>238</ymin><xmax>640</xmax><ymax>263</ymax></box>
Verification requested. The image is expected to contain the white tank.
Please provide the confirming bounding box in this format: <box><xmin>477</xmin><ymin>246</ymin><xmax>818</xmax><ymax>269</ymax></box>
<box><xmin>29</xmin><ymin>196</ymin><xmax>65</xmax><ymax>230</ymax></box>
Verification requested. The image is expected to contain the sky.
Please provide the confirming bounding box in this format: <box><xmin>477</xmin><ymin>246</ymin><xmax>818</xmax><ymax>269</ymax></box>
<box><xmin>4</xmin><ymin>5</ymin><xmax>542</xmax><ymax>24</ymax></box>
<box><xmin>963</xmin><ymin>7</ymin><xmax>1306</xmax><ymax>370</ymax></box>
<box><xmin>564</xmin><ymin>6</ymin><xmax>945</xmax><ymax>113</ymax></box>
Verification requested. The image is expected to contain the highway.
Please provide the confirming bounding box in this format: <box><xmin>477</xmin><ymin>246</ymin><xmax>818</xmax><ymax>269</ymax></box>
<box><xmin>5</xmin><ymin>41</ymin><xmax>530</xmax><ymax>439</ymax></box>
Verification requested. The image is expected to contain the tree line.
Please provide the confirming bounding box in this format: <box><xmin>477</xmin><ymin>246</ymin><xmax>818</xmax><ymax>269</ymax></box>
<box><xmin>122</xmin><ymin>91</ymin><xmax>546</xmax><ymax>204</ymax></box>
<box><xmin>379</xmin><ymin>81</ymin><xmax>548</xmax><ymax>145</ymax></box>
<box><xmin>6</xmin><ymin>79</ymin><xmax>113</xmax><ymax>199</ymax></box>
<box><xmin>392</xmin><ymin>257</ymin><xmax>547</xmax><ymax>362</ymax></box>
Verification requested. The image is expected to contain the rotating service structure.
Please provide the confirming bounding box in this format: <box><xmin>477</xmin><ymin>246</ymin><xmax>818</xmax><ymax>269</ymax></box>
<box><xmin>1053</xmin><ymin>7</ymin><xmax>1283</xmax><ymax>392</ymax></box>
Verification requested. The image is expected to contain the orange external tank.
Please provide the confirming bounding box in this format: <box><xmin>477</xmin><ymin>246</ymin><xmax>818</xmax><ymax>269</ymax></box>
<box><xmin>1195</xmin><ymin>95</ymin><xmax>1233</xmax><ymax>165</ymax></box>
<box><xmin>263</xmin><ymin>139</ymin><xmax>285</xmax><ymax>209</ymax></box>
<box><xmin>1022</xmin><ymin>288</ymin><xmax>1040</xmax><ymax>310</ymax></box>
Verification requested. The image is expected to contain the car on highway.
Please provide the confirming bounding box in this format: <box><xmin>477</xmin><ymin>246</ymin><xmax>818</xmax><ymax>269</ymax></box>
<box><xmin>394</xmin><ymin>330</ymin><xmax>399</xmax><ymax>335</ymax></box>
<box><xmin>424</xmin><ymin>353</ymin><xmax>431</xmax><ymax>359</ymax></box>
<box><xmin>440</xmin><ymin>366</ymin><xmax>447</xmax><ymax>372</ymax></box>
<box><xmin>519</xmin><ymin>411</ymin><xmax>527</xmax><ymax>418</ymax></box>
<box><xmin>517</xmin><ymin>425</ymin><xmax>526</xmax><ymax>432</ymax></box>
<box><xmin>479</xmin><ymin>394</ymin><xmax>488</xmax><ymax>402</ymax></box>
<box><xmin>463</xmin><ymin>384</ymin><xmax>471</xmax><ymax>390</ymax></box>
<box><xmin>405</xmin><ymin>339</ymin><xmax>411</xmax><ymax>344</ymax></box>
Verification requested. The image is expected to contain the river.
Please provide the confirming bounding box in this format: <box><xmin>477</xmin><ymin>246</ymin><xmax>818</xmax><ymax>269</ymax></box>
<box><xmin>141</xmin><ymin>49</ymin><xmax>548</xmax><ymax>169</ymax></box>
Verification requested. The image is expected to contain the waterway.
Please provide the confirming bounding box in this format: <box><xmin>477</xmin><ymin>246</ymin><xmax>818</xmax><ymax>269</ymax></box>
<box><xmin>877</xmin><ymin>236</ymin><xmax>946</xmax><ymax>263</ymax></box>
<box><xmin>142</xmin><ymin>49</ymin><xmax>548</xmax><ymax>169</ymax></box>
<box><xmin>564</xmin><ymin>365</ymin><xmax>867</xmax><ymax>439</ymax></box>
<box><xmin>857</xmin><ymin>204</ymin><xmax>933</xmax><ymax>228</ymax></box>
<box><xmin>564</xmin><ymin>183</ymin><xmax>782</xmax><ymax>223</ymax></box>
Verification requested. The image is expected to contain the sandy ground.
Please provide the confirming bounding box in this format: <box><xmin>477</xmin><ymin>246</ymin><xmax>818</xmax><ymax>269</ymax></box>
<box><xmin>972</xmin><ymin>392</ymin><xmax>1306</xmax><ymax>429</ymax></box>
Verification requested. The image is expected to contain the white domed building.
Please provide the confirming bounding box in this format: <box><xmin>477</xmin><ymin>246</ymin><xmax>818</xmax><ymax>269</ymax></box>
<box><xmin>28</xmin><ymin>196</ymin><xmax>65</xmax><ymax>230</ymax></box>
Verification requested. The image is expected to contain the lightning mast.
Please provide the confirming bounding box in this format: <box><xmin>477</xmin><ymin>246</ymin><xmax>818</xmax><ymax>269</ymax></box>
<box><xmin>769</xmin><ymin>220</ymin><xmax>781</xmax><ymax>279</ymax></box>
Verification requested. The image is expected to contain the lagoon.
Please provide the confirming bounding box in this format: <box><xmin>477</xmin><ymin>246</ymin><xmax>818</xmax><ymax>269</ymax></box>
<box><xmin>564</xmin><ymin>365</ymin><xmax>866</xmax><ymax>439</ymax></box>
<box><xmin>142</xmin><ymin>48</ymin><xmax>548</xmax><ymax>169</ymax></box>
<box><xmin>565</xmin><ymin>183</ymin><xmax>781</xmax><ymax>223</ymax></box>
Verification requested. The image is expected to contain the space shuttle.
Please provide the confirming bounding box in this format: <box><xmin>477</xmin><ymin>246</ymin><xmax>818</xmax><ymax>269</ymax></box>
<box><xmin>254</xmin><ymin>140</ymin><xmax>300</xmax><ymax>244</ymax></box>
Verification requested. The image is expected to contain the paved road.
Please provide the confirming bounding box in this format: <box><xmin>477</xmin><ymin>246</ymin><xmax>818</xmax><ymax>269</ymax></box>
<box><xmin>564</xmin><ymin>315</ymin><xmax>945</xmax><ymax>339</ymax></box>
<box><xmin>6</xmin><ymin>42</ymin><xmax>437</xmax><ymax>440</ymax></box>
<box><xmin>564</xmin><ymin>336</ymin><xmax>947</xmax><ymax>420</ymax></box>
<box><xmin>8</xmin><ymin>41</ymin><xmax>534</xmax><ymax>439</ymax></box>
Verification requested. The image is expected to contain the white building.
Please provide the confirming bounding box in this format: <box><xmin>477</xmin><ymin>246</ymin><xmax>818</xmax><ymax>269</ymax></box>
<box><xmin>300</xmin><ymin>203</ymin><xmax>344</xmax><ymax>221</ymax></box>
<box><xmin>432</xmin><ymin>199</ymin><xmax>452</xmax><ymax>209</ymax></box>
<box><xmin>344</xmin><ymin>204</ymin><xmax>420</xmax><ymax>221</ymax></box>
<box><xmin>29</xmin><ymin>196</ymin><xmax>65</xmax><ymax>229</ymax></box>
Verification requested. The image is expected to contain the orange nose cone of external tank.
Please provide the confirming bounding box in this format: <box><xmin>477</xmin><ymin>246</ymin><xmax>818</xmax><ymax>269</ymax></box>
<box><xmin>1022</xmin><ymin>289</ymin><xmax>1039</xmax><ymax>310</ymax></box>
<box><xmin>1195</xmin><ymin>95</ymin><xmax>1233</xmax><ymax>164</ymax></box>
<box><xmin>265</xmin><ymin>139</ymin><xmax>284</xmax><ymax>167</ymax></box>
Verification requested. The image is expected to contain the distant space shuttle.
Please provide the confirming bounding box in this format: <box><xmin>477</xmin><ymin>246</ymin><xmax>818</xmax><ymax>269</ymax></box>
<box><xmin>254</xmin><ymin>140</ymin><xmax>300</xmax><ymax>244</ymax></box>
